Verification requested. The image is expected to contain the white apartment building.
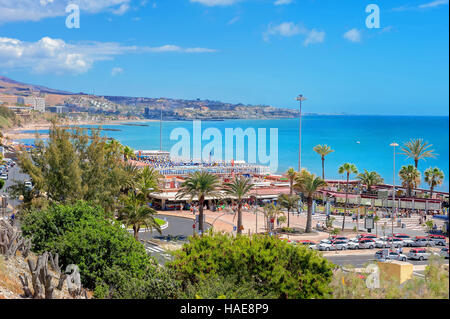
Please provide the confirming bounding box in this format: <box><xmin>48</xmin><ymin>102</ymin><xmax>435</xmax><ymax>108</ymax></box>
<box><xmin>17</xmin><ymin>96</ymin><xmax>46</xmax><ymax>112</ymax></box>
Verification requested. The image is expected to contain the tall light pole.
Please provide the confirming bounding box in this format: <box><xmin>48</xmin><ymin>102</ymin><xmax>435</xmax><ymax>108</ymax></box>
<box><xmin>390</xmin><ymin>142</ymin><xmax>399</xmax><ymax>245</ymax></box>
<box><xmin>295</xmin><ymin>94</ymin><xmax>307</xmax><ymax>172</ymax></box>
<box><xmin>160</xmin><ymin>104</ymin><xmax>163</xmax><ymax>151</ymax></box>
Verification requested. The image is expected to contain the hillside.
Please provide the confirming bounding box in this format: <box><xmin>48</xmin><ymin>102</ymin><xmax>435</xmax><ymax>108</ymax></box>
<box><xmin>0</xmin><ymin>75</ymin><xmax>300</xmax><ymax>119</ymax></box>
<box><xmin>0</xmin><ymin>76</ymin><xmax>74</xmax><ymax>96</ymax></box>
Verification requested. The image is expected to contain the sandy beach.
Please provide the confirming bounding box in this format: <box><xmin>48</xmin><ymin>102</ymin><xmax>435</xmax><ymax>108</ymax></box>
<box><xmin>3</xmin><ymin>118</ymin><xmax>157</xmax><ymax>141</ymax></box>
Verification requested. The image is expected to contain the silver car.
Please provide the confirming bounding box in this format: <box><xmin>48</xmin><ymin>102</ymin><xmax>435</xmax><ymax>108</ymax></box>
<box><xmin>347</xmin><ymin>238</ymin><xmax>360</xmax><ymax>249</ymax></box>
<box><xmin>318</xmin><ymin>240</ymin><xmax>348</xmax><ymax>251</ymax></box>
<box><xmin>375</xmin><ymin>249</ymin><xmax>407</xmax><ymax>262</ymax></box>
<box><xmin>428</xmin><ymin>235</ymin><xmax>447</xmax><ymax>246</ymax></box>
<box><xmin>358</xmin><ymin>238</ymin><xmax>377</xmax><ymax>249</ymax></box>
<box><xmin>408</xmin><ymin>248</ymin><xmax>431</xmax><ymax>261</ymax></box>
<box><xmin>411</xmin><ymin>237</ymin><xmax>436</xmax><ymax>247</ymax></box>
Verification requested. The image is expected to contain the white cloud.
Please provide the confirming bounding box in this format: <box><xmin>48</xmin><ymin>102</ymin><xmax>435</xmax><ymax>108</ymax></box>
<box><xmin>303</xmin><ymin>29</ymin><xmax>325</xmax><ymax>46</ymax></box>
<box><xmin>190</xmin><ymin>0</ymin><xmax>240</xmax><ymax>6</ymax></box>
<box><xmin>264</xmin><ymin>22</ymin><xmax>306</xmax><ymax>41</ymax></box>
<box><xmin>264</xmin><ymin>22</ymin><xmax>325</xmax><ymax>46</ymax></box>
<box><xmin>112</xmin><ymin>3</ymin><xmax>130</xmax><ymax>15</ymax></box>
<box><xmin>392</xmin><ymin>0</ymin><xmax>448</xmax><ymax>11</ymax></box>
<box><xmin>0</xmin><ymin>0</ymin><xmax>131</xmax><ymax>24</ymax></box>
<box><xmin>111</xmin><ymin>67</ymin><xmax>124</xmax><ymax>76</ymax></box>
<box><xmin>0</xmin><ymin>36</ymin><xmax>218</xmax><ymax>74</ymax></box>
<box><xmin>274</xmin><ymin>0</ymin><xmax>293</xmax><ymax>5</ymax></box>
<box><xmin>419</xmin><ymin>0</ymin><xmax>449</xmax><ymax>8</ymax></box>
<box><xmin>227</xmin><ymin>16</ymin><xmax>240</xmax><ymax>25</ymax></box>
<box><xmin>343</xmin><ymin>28</ymin><xmax>362</xmax><ymax>43</ymax></box>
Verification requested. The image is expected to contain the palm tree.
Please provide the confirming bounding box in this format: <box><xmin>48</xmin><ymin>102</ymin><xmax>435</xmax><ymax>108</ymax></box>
<box><xmin>137</xmin><ymin>166</ymin><xmax>161</xmax><ymax>201</ymax></box>
<box><xmin>106</xmin><ymin>139</ymin><xmax>123</xmax><ymax>156</ymax></box>
<box><xmin>294</xmin><ymin>169</ymin><xmax>327</xmax><ymax>233</ymax></box>
<box><xmin>286</xmin><ymin>168</ymin><xmax>297</xmax><ymax>196</ymax></box>
<box><xmin>399</xmin><ymin>165</ymin><xmax>421</xmax><ymax>197</ymax></box>
<box><xmin>262</xmin><ymin>203</ymin><xmax>285</xmax><ymax>233</ymax></box>
<box><xmin>278</xmin><ymin>194</ymin><xmax>300</xmax><ymax>229</ymax></box>
<box><xmin>118</xmin><ymin>191</ymin><xmax>162</xmax><ymax>240</ymax></box>
<box><xmin>357</xmin><ymin>170</ymin><xmax>384</xmax><ymax>193</ymax></box>
<box><xmin>122</xmin><ymin>146</ymin><xmax>136</xmax><ymax>162</ymax></box>
<box><xmin>424</xmin><ymin>167</ymin><xmax>444</xmax><ymax>199</ymax></box>
<box><xmin>401</xmin><ymin>138</ymin><xmax>437</xmax><ymax>169</ymax></box>
<box><xmin>223</xmin><ymin>176</ymin><xmax>254</xmax><ymax>235</ymax></box>
<box><xmin>338</xmin><ymin>163</ymin><xmax>358</xmax><ymax>231</ymax></box>
<box><xmin>120</xmin><ymin>162</ymin><xmax>140</xmax><ymax>193</ymax></box>
<box><xmin>313</xmin><ymin>145</ymin><xmax>334</xmax><ymax>180</ymax></box>
<box><xmin>176</xmin><ymin>171</ymin><xmax>222</xmax><ymax>234</ymax></box>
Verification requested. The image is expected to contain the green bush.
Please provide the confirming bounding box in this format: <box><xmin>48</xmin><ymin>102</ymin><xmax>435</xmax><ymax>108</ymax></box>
<box><xmin>179</xmin><ymin>274</ymin><xmax>277</xmax><ymax>299</ymax></box>
<box><xmin>169</xmin><ymin>231</ymin><xmax>334</xmax><ymax>299</ymax></box>
<box><xmin>21</xmin><ymin>201</ymin><xmax>179</xmax><ymax>298</ymax></box>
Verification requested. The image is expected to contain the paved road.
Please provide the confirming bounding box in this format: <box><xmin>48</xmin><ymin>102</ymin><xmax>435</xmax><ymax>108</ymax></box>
<box><xmin>138</xmin><ymin>215</ymin><xmax>212</xmax><ymax>265</ymax></box>
<box><xmin>324</xmin><ymin>254</ymin><xmax>449</xmax><ymax>268</ymax></box>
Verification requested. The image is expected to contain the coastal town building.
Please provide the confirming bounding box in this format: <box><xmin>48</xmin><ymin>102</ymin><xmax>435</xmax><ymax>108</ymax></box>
<box><xmin>17</xmin><ymin>96</ymin><xmax>46</xmax><ymax>112</ymax></box>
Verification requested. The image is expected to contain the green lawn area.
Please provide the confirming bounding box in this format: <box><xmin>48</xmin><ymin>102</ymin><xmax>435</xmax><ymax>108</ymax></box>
<box><xmin>126</xmin><ymin>218</ymin><xmax>167</xmax><ymax>229</ymax></box>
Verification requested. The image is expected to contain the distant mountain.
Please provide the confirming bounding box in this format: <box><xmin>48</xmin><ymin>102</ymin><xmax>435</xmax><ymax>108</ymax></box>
<box><xmin>0</xmin><ymin>76</ymin><xmax>75</xmax><ymax>96</ymax></box>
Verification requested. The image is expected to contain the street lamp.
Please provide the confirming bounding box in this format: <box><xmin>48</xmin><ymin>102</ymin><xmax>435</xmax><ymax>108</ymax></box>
<box><xmin>295</xmin><ymin>94</ymin><xmax>307</xmax><ymax>172</ymax></box>
<box><xmin>390</xmin><ymin>142</ymin><xmax>399</xmax><ymax>247</ymax></box>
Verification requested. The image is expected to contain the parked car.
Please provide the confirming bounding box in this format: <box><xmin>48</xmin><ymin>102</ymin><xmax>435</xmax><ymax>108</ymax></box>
<box><xmin>408</xmin><ymin>248</ymin><xmax>431</xmax><ymax>261</ymax></box>
<box><xmin>296</xmin><ymin>240</ymin><xmax>317</xmax><ymax>249</ymax></box>
<box><xmin>358</xmin><ymin>238</ymin><xmax>377</xmax><ymax>249</ymax></box>
<box><xmin>411</xmin><ymin>237</ymin><xmax>436</xmax><ymax>247</ymax></box>
<box><xmin>428</xmin><ymin>234</ymin><xmax>447</xmax><ymax>246</ymax></box>
<box><xmin>0</xmin><ymin>174</ymin><xmax>8</xmax><ymax>180</ymax></box>
<box><xmin>347</xmin><ymin>238</ymin><xmax>360</xmax><ymax>249</ymax></box>
<box><xmin>25</xmin><ymin>181</ymin><xmax>33</xmax><ymax>190</ymax></box>
<box><xmin>392</xmin><ymin>234</ymin><xmax>414</xmax><ymax>246</ymax></box>
<box><xmin>375</xmin><ymin>237</ymin><xmax>391</xmax><ymax>248</ymax></box>
<box><xmin>330</xmin><ymin>236</ymin><xmax>350</xmax><ymax>243</ymax></box>
<box><xmin>357</xmin><ymin>234</ymin><xmax>378</xmax><ymax>240</ymax></box>
<box><xmin>318</xmin><ymin>240</ymin><xmax>348</xmax><ymax>251</ymax></box>
<box><xmin>375</xmin><ymin>249</ymin><xmax>407</xmax><ymax>262</ymax></box>
<box><xmin>439</xmin><ymin>247</ymin><xmax>449</xmax><ymax>259</ymax></box>
<box><xmin>379</xmin><ymin>237</ymin><xmax>405</xmax><ymax>248</ymax></box>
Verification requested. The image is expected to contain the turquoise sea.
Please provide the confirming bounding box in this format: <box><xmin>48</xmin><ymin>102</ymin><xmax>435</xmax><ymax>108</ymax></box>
<box><xmin>20</xmin><ymin>116</ymin><xmax>449</xmax><ymax>191</ymax></box>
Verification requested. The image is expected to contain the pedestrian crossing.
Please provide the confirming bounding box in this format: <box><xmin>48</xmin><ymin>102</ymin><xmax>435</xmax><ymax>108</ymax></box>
<box><xmin>310</xmin><ymin>213</ymin><xmax>445</xmax><ymax>232</ymax></box>
<box><xmin>146</xmin><ymin>244</ymin><xmax>165</xmax><ymax>253</ymax></box>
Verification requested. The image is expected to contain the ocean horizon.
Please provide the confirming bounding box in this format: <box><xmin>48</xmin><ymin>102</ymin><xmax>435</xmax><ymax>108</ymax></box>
<box><xmin>19</xmin><ymin>115</ymin><xmax>449</xmax><ymax>192</ymax></box>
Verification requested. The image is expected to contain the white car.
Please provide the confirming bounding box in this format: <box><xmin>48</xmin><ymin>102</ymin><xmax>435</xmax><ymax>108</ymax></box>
<box><xmin>0</xmin><ymin>174</ymin><xmax>7</xmax><ymax>180</ymax></box>
<box><xmin>375</xmin><ymin>249</ymin><xmax>407</xmax><ymax>262</ymax></box>
<box><xmin>25</xmin><ymin>181</ymin><xmax>33</xmax><ymax>190</ymax></box>
<box><xmin>411</xmin><ymin>237</ymin><xmax>436</xmax><ymax>247</ymax></box>
<box><xmin>408</xmin><ymin>248</ymin><xmax>432</xmax><ymax>261</ymax></box>
<box><xmin>318</xmin><ymin>240</ymin><xmax>348</xmax><ymax>251</ymax></box>
<box><xmin>347</xmin><ymin>238</ymin><xmax>360</xmax><ymax>249</ymax></box>
<box><xmin>358</xmin><ymin>238</ymin><xmax>377</xmax><ymax>249</ymax></box>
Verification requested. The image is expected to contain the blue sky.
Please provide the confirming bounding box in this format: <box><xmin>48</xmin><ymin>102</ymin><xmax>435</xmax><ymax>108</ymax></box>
<box><xmin>0</xmin><ymin>0</ymin><xmax>448</xmax><ymax>115</ymax></box>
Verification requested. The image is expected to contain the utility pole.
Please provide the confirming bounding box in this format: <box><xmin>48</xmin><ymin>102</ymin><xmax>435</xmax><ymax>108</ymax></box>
<box><xmin>390</xmin><ymin>142</ymin><xmax>399</xmax><ymax>247</ymax></box>
<box><xmin>295</xmin><ymin>95</ymin><xmax>307</xmax><ymax>172</ymax></box>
